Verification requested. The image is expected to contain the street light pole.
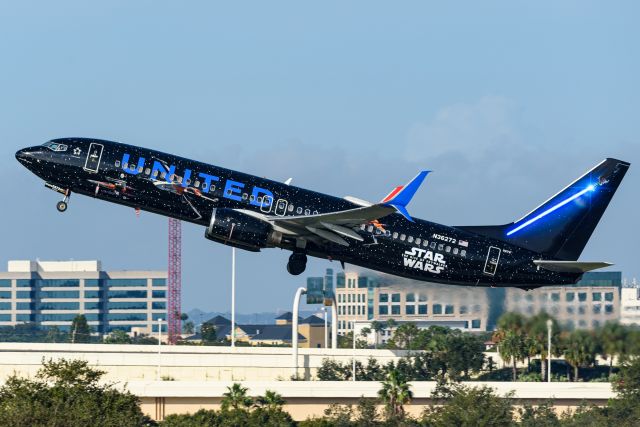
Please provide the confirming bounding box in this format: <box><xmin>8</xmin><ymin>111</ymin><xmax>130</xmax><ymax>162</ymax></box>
<box><xmin>322</xmin><ymin>307</ymin><xmax>328</xmax><ymax>349</ymax></box>
<box><xmin>352</xmin><ymin>319</ymin><xmax>356</xmax><ymax>381</ymax></box>
<box><xmin>292</xmin><ymin>287</ymin><xmax>307</xmax><ymax>379</ymax></box>
<box><xmin>547</xmin><ymin>318</ymin><xmax>552</xmax><ymax>383</ymax></box>
<box><xmin>231</xmin><ymin>247</ymin><xmax>236</xmax><ymax>348</ymax></box>
<box><xmin>157</xmin><ymin>318</ymin><xmax>163</xmax><ymax>381</ymax></box>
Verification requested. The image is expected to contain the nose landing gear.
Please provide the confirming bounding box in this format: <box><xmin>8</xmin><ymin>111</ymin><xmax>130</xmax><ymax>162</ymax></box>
<box><xmin>287</xmin><ymin>252</ymin><xmax>307</xmax><ymax>275</ymax></box>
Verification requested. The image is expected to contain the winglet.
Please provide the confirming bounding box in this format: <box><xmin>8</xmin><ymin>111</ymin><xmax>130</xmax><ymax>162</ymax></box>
<box><xmin>381</xmin><ymin>171</ymin><xmax>430</xmax><ymax>222</ymax></box>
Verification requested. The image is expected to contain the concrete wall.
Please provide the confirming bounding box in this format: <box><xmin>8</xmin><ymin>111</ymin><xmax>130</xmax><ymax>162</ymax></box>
<box><xmin>0</xmin><ymin>342</ymin><xmax>411</xmax><ymax>381</ymax></box>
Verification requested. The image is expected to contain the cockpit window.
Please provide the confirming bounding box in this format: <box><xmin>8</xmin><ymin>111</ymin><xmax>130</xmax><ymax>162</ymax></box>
<box><xmin>42</xmin><ymin>141</ymin><xmax>68</xmax><ymax>152</ymax></box>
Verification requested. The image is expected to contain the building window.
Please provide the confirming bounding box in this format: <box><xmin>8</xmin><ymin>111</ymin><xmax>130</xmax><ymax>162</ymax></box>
<box><xmin>108</xmin><ymin>301</ymin><xmax>147</xmax><ymax>310</ymax></box>
<box><xmin>418</xmin><ymin>293</ymin><xmax>428</xmax><ymax>302</ymax></box>
<box><xmin>605</xmin><ymin>305</ymin><xmax>614</xmax><ymax>314</ymax></box>
<box><xmin>37</xmin><ymin>302</ymin><xmax>79</xmax><ymax>310</ymax></box>
<box><xmin>593</xmin><ymin>304</ymin><xmax>602</xmax><ymax>314</ymax></box>
<box><xmin>418</xmin><ymin>304</ymin><xmax>428</xmax><ymax>315</ymax></box>
<box><xmin>566</xmin><ymin>306</ymin><xmax>574</xmax><ymax>314</ymax></box>
<box><xmin>108</xmin><ymin>290</ymin><xmax>147</xmax><ymax>299</ymax></box>
<box><xmin>605</xmin><ymin>292</ymin><xmax>614</xmax><ymax>302</ymax></box>
<box><xmin>578</xmin><ymin>292</ymin><xmax>587</xmax><ymax>302</ymax></box>
<box><xmin>566</xmin><ymin>292</ymin><xmax>575</xmax><ymax>302</ymax></box>
<box><xmin>16</xmin><ymin>280</ymin><xmax>31</xmax><ymax>287</ymax></box>
<box><xmin>460</xmin><ymin>305</ymin><xmax>468</xmax><ymax>314</ymax></box>
<box><xmin>433</xmin><ymin>304</ymin><xmax>442</xmax><ymax>314</ymax></box>
<box><xmin>152</xmin><ymin>302</ymin><xmax>166</xmax><ymax>310</ymax></box>
<box><xmin>592</xmin><ymin>292</ymin><xmax>602</xmax><ymax>301</ymax></box>
<box><xmin>406</xmin><ymin>293</ymin><xmax>415</xmax><ymax>302</ymax></box>
<box><xmin>84</xmin><ymin>291</ymin><xmax>101</xmax><ymax>299</ymax></box>
<box><xmin>391</xmin><ymin>293</ymin><xmax>401</xmax><ymax>303</ymax></box>
<box><xmin>85</xmin><ymin>302</ymin><xmax>101</xmax><ymax>310</ymax></box>
<box><xmin>445</xmin><ymin>305</ymin><xmax>454</xmax><ymax>314</ymax></box>
<box><xmin>391</xmin><ymin>305</ymin><xmax>401</xmax><ymax>315</ymax></box>
<box><xmin>471</xmin><ymin>319</ymin><xmax>481</xmax><ymax>329</ymax></box>
<box><xmin>578</xmin><ymin>306</ymin><xmax>586</xmax><ymax>314</ymax></box>
<box><xmin>379</xmin><ymin>294</ymin><xmax>389</xmax><ymax>303</ymax></box>
<box><xmin>379</xmin><ymin>306</ymin><xmax>388</xmax><ymax>315</ymax></box>
<box><xmin>406</xmin><ymin>305</ymin><xmax>415</xmax><ymax>315</ymax></box>
<box><xmin>36</xmin><ymin>279</ymin><xmax>81</xmax><ymax>288</ymax></box>
<box><xmin>551</xmin><ymin>293</ymin><xmax>560</xmax><ymax>302</ymax></box>
<box><xmin>152</xmin><ymin>279</ymin><xmax>167</xmax><ymax>287</ymax></box>
<box><xmin>152</xmin><ymin>290</ymin><xmax>166</xmax><ymax>299</ymax></box>
<box><xmin>39</xmin><ymin>291</ymin><xmax>80</xmax><ymax>299</ymax></box>
<box><xmin>107</xmin><ymin>313</ymin><xmax>147</xmax><ymax>321</ymax></box>
<box><xmin>107</xmin><ymin>279</ymin><xmax>147</xmax><ymax>287</ymax></box>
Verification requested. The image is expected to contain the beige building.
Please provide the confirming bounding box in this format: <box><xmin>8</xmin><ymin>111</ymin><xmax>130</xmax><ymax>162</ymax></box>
<box><xmin>504</xmin><ymin>271</ymin><xmax>622</xmax><ymax>330</ymax></box>
<box><xmin>335</xmin><ymin>271</ymin><xmax>490</xmax><ymax>342</ymax></box>
<box><xmin>620</xmin><ymin>280</ymin><xmax>640</xmax><ymax>326</ymax></box>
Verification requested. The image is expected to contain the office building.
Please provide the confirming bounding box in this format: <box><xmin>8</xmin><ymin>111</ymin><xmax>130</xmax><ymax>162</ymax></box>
<box><xmin>0</xmin><ymin>260</ymin><xmax>167</xmax><ymax>336</ymax></box>
<box><xmin>504</xmin><ymin>272</ymin><xmax>622</xmax><ymax>330</ymax></box>
<box><xmin>620</xmin><ymin>279</ymin><xmax>640</xmax><ymax>326</ymax></box>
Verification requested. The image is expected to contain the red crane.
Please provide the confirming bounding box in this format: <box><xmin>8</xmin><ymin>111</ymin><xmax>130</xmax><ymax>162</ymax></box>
<box><xmin>168</xmin><ymin>218</ymin><xmax>182</xmax><ymax>344</ymax></box>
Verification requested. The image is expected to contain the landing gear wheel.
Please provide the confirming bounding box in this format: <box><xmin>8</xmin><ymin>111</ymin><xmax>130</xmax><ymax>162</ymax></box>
<box><xmin>287</xmin><ymin>253</ymin><xmax>307</xmax><ymax>275</ymax></box>
<box><xmin>56</xmin><ymin>201</ymin><xmax>68</xmax><ymax>212</ymax></box>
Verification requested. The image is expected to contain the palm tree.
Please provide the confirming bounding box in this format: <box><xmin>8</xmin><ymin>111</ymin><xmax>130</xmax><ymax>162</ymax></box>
<box><xmin>599</xmin><ymin>322</ymin><xmax>627</xmax><ymax>376</ymax></box>
<box><xmin>360</xmin><ymin>327</ymin><xmax>372</xmax><ymax>348</ymax></box>
<box><xmin>563</xmin><ymin>330</ymin><xmax>597</xmax><ymax>381</ymax></box>
<box><xmin>378</xmin><ymin>369</ymin><xmax>413</xmax><ymax>420</ymax></box>
<box><xmin>393</xmin><ymin>323</ymin><xmax>420</xmax><ymax>350</ymax></box>
<box><xmin>494</xmin><ymin>312</ymin><xmax>526</xmax><ymax>341</ymax></box>
<box><xmin>221</xmin><ymin>383</ymin><xmax>253</xmax><ymax>411</ymax></box>
<box><xmin>255</xmin><ymin>390</ymin><xmax>285</xmax><ymax>411</ymax></box>
<box><xmin>370</xmin><ymin>321</ymin><xmax>384</xmax><ymax>349</ymax></box>
<box><xmin>498</xmin><ymin>330</ymin><xmax>526</xmax><ymax>381</ymax></box>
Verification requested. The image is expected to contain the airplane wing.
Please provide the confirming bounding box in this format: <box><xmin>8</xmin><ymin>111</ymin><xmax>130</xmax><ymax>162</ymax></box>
<box><xmin>263</xmin><ymin>171</ymin><xmax>430</xmax><ymax>247</ymax></box>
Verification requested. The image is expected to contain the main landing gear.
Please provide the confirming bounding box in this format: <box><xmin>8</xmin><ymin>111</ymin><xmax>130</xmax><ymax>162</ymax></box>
<box><xmin>287</xmin><ymin>252</ymin><xmax>307</xmax><ymax>276</ymax></box>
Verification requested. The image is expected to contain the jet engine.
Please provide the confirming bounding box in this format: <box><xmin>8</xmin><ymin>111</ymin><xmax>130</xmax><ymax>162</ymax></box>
<box><xmin>204</xmin><ymin>208</ymin><xmax>282</xmax><ymax>252</ymax></box>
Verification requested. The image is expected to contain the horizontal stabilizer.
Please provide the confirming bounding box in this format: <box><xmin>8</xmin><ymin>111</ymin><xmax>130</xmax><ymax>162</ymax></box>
<box><xmin>533</xmin><ymin>260</ymin><xmax>613</xmax><ymax>273</ymax></box>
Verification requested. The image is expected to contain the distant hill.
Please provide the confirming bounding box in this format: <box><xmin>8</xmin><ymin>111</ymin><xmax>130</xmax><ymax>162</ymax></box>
<box><xmin>186</xmin><ymin>308</ymin><xmax>324</xmax><ymax>325</ymax></box>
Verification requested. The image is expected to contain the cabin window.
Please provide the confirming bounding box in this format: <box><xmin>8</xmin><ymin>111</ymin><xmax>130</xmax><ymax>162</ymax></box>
<box><xmin>360</xmin><ymin>224</ymin><xmax>366</xmax><ymax>230</ymax></box>
<box><xmin>375</xmin><ymin>228</ymin><xmax>381</xmax><ymax>235</ymax></box>
<box><xmin>186</xmin><ymin>179</ymin><xmax>191</xmax><ymax>185</ymax></box>
<box><xmin>392</xmin><ymin>232</ymin><xmax>399</xmax><ymax>239</ymax></box>
<box><xmin>152</xmin><ymin>170</ymin><xmax>159</xmax><ymax>178</ymax></box>
<box><xmin>385</xmin><ymin>230</ymin><xmax>391</xmax><ymax>237</ymax></box>
<box><xmin>226</xmin><ymin>189</ymin><xmax>232</xmax><ymax>196</ymax></box>
<box><xmin>297</xmin><ymin>207</ymin><xmax>303</xmax><ymax>214</ymax></box>
<box><xmin>438</xmin><ymin>244</ymin><xmax>444</xmax><ymax>251</ymax></box>
<box><xmin>160</xmin><ymin>172</ymin><xmax>166</xmax><ymax>180</ymax></box>
<box><xmin>137</xmin><ymin>166</ymin><xmax>144</xmax><ymax>173</ymax></box>
<box><xmin>367</xmin><ymin>225</ymin><xmax>374</xmax><ymax>233</ymax></box>
<box><xmin>313</xmin><ymin>210</ymin><xmax>318</xmax><ymax>215</ymax></box>
<box><xmin>202</xmin><ymin>183</ymin><xmax>208</xmax><ymax>190</ymax></box>
<box><xmin>249</xmin><ymin>195</ymin><xmax>255</xmax><ymax>202</ymax></box>
<box><xmin>176</xmin><ymin>176</ymin><xmax>183</xmax><ymax>184</ymax></box>
<box><xmin>430</xmin><ymin>242</ymin><xmax>436</xmax><ymax>249</ymax></box>
<box><xmin>453</xmin><ymin>247</ymin><xmax>459</xmax><ymax>255</ymax></box>
<box><xmin>400</xmin><ymin>234</ymin><xmax>406</xmax><ymax>241</ymax></box>
<box><xmin>194</xmin><ymin>181</ymin><xmax>200</xmax><ymax>188</ymax></box>
<box><xmin>145</xmin><ymin>168</ymin><xmax>151</xmax><ymax>175</ymax></box>
<box><xmin>461</xmin><ymin>250</ymin><xmax>467</xmax><ymax>257</ymax></box>
<box><xmin>423</xmin><ymin>240</ymin><xmax>429</xmax><ymax>247</ymax></box>
<box><xmin>257</xmin><ymin>197</ymin><xmax>263</xmax><ymax>204</ymax></box>
<box><xmin>415</xmin><ymin>238</ymin><xmax>421</xmax><ymax>245</ymax></box>
<box><xmin>210</xmin><ymin>184</ymin><xmax>216</xmax><ymax>192</ymax></box>
<box><xmin>407</xmin><ymin>236</ymin><xmax>414</xmax><ymax>243</ymax></box>
<box><xmin>445</xmin><ymin>246</ymin><xmax>451</xmax><ymax>253</ymax></box>
<box><xmin>242</xmin><ymin>193</ymin><xmax>248</xmax><ymax>200</ymax></box>
<box><xmin>115</xmin><ymin>160</ymin><xmax>121</xmax><ymax>167</ymax></box>
<box><xmin>288</xmin><ymin>205</ymin><xmax>294</xmax><ymax>212</ymax></box>
<box><xmin>123</xmin><ymin>163</ymin><xmax>129</xmax><ymax>169</ymax></box>
<box><xmin>304</xmin><ymin>209</ymin><xmax>310</xmax><ymax>215</ymax></box>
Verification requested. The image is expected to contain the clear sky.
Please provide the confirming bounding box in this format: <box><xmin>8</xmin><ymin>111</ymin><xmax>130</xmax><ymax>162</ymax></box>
<box><xmin>1</xmin><ymin>1</ymin><xmax>638</xmax><ymax>313</ymax></box>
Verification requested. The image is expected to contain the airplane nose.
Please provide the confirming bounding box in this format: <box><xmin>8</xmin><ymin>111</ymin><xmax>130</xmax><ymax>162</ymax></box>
<box><xmin>15</xmin><ymin>148</ymin><xmax>34</xmax><ymax>166</ymax></box>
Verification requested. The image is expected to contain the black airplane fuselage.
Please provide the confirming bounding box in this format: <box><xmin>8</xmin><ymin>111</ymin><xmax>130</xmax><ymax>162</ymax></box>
<box><xmin>17</xmin><ymin>138</ymin><xmax>628</xmax><ymax>289</ymax></box>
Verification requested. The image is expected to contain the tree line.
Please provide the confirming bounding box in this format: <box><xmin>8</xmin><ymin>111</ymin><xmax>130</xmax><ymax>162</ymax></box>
<box><xmin>494</xmin><ymin>312</ymin><xmax>640</xmax><ymax>381</ymax></box>
<box><xmin>2</xmin><ymin>357</ymin><xmax>640</xmax><ymax>426</ymax></box>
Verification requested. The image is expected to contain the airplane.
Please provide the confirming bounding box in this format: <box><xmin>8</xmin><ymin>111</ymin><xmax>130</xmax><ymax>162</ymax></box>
<box><xmin>16</xmin><ymin>138</ymin><xmax>630</xmax><ymax>289</ymax></box>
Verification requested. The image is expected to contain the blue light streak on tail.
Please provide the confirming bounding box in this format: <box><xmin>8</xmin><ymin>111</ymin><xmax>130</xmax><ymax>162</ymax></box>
<box><xmin>506</xmin><ymin>185</ymin><xmax>596</xmax><ymax>236</ymax></box>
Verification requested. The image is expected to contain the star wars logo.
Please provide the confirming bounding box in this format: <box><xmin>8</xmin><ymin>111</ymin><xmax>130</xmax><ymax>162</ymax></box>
<box><xmin>403</xmin><ymin>247</ymin><xmax>446</xmax><ymax>274</ymax></box>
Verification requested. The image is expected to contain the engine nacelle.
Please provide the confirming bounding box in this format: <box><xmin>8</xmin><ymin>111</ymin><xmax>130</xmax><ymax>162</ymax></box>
<box><xmin>205</xmin><ymin>208</ymin><xmax>282</xmax><ymax>252</ymax></box>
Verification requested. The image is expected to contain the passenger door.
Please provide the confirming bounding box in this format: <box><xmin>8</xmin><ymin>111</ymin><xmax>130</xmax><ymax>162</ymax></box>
<box><xmin>83</xmin><ymin>143</ymin><xmax>104</xmax><ymax>173</ymax></box>
<box><xmin>483</xmin><ymin>246</ymin><xmax>501</xmax><ymax>276</ymax></box>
